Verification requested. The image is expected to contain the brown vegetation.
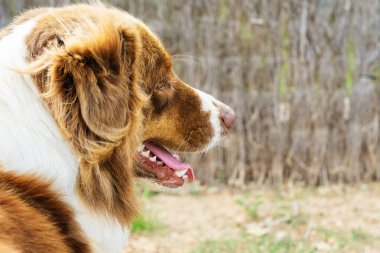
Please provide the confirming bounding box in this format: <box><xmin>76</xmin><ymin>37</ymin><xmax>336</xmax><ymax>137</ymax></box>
<box><xmin>2</xmin><ymin>0</ymin><xmax>380</xmax><ymax>186</ymax></box>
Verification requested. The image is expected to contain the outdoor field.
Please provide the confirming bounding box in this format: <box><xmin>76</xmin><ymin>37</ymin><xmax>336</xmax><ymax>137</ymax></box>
<box><xmin>1</xmin><ymin>1</ymin><xmax>380</xmax><ymax>253</ymax></box>
<box><xmin>126</xmin><ymin>183</ymin><xmax>380</xmax><ymax>253</ymax></box>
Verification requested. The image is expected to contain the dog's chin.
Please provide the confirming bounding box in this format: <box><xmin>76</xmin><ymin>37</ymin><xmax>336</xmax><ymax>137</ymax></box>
<box><xmin>136</xmin><ymin>177</ymin><xmax>192</xmax><ymax>193</ymax></box>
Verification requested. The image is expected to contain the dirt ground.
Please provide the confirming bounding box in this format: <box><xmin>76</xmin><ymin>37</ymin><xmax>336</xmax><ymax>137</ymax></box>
<box><xmin>125</xmin><ymin>183</ymin><xmax>380</xmax><ymax>253</ymax></box>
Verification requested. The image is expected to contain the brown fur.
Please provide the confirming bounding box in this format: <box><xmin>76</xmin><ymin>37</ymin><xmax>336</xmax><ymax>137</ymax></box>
<box><xmin>0</xmin><ymin>169</ymin><xmax>91</xmax><ymax>253</ymax></box>
<box><xmin>135</xmin><ymin>25</ymin><xmax>214</xmax><ymax>151</ymax></box>
<box><xmin>25</xmin><ymin>9</ymin><xmax>145</xmax><ymax>225</ymax></box>
<box><xmin>20</xmin><ymin>4</ymin><xmax>214</xmax><ymax>225</ymax></box>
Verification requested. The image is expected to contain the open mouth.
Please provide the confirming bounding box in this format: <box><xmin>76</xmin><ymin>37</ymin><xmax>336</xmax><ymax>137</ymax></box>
<box><xmin>136</xmin><ymin>142</ymin><xmax>195</xmax><ymax>188</ymax></box>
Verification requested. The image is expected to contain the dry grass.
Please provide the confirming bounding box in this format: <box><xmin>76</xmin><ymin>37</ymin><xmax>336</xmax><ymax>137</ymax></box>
<box><xmin>126</xmin><ymin>184</ymin><xmax>380</xmax><ymax>253</ymax></box>
<box><xmin>2</xmin><ymin>0</ymin><xmax>380</xmax><ymax>186</ymax></box>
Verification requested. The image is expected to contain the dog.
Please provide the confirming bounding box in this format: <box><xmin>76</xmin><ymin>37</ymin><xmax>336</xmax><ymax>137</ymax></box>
<box><xmin>0</xmin><ymin>4</ymin><xmax>235</xmax><ymax>253</ymax></box>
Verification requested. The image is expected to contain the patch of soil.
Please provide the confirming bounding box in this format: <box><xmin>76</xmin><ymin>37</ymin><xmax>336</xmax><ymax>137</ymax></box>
<box><xmin>126</xmin><ymin>184</ymin><xmax>380</xmax><ymax>253</ymax></box>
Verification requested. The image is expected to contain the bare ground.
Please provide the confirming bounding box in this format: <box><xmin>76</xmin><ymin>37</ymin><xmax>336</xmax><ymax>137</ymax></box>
<box><xmin>126</xmin><ymin>184</ymin><xmax>380</xmax><ymax>253</ymax></box>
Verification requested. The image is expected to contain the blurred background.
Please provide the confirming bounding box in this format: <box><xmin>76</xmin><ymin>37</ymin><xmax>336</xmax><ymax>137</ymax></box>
<box><xmin>1</xmin><ymin>1</ymin><xmax>380</xmax><ymax>252</ymax></box>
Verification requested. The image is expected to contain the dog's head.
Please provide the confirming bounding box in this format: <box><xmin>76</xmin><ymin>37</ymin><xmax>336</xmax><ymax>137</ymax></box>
<box><xmin>23</xmin><ymin>4</ymin><xmax>235</xmax><ymax>224</ymax></box>
<box><xmin>132</xmin><ymin>22</ymin><xmax>236</xmax><ymax>189</ymax></box>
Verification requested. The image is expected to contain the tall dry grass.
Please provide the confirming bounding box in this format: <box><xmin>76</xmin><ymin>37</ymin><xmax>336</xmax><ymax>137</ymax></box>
<box><xmin>1</xmin><ymin>0</ymin><xmax>380</xmax><ymax>186</ymax></box>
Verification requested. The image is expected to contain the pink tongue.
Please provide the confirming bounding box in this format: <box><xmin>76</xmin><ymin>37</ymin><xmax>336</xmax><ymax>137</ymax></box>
<box><xmin>144</xmin><ymin>142</ymin><xmax>195</xmax><ymax>181</ymax></box>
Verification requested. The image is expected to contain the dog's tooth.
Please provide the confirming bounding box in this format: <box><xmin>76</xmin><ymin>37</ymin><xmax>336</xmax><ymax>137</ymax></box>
<box><xmin>141</xmin><ymin>150</ymin><xmax>150</xmax><ymax>157</ymax></box>
<box><xmin>175</xmin><ymin>169</ymin><xmax>187</xmax><ymax>177</ymax></box>
<box><xmin>182</xmin><ymin>175</ymin><xmax>188</xmax><ymax>180</ymax></box>
<box><xmin>157</xmin><ymin>161</ymin><xmax>164</xmax><ymax>166</ymax></box>
<box><xmin>149</xmin><ymin>156</ymin><xmax>157</xmax><ymax>162</ymax></box>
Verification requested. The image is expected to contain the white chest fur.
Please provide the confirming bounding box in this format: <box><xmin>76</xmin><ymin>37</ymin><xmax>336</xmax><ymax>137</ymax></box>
<box><xmin>0</xmin><ymin>20</ymin><xmax>128</xmax><ymax>253</ymax></box>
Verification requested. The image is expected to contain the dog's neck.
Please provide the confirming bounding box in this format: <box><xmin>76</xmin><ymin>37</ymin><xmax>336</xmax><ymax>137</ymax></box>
<box><xmin>0</xmin><ymin>19</ymin><xmax>76</xmax><ymax>192</ymax></box>
<box><xmin>0</xmin><ymin>19</ymin><xmax>128</xmax><ymax>253</ymax></box>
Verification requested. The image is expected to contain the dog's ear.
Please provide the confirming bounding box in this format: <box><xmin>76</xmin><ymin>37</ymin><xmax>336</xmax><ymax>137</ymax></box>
<box><xmin>51</xmin><ymin>23</ymin><xmax>141</xmax><ymax>137</ymax></box>
<box><xmin>46</xmin><ymin>21</ymin><xmax>145</xmax><ymax>224</ymax></box>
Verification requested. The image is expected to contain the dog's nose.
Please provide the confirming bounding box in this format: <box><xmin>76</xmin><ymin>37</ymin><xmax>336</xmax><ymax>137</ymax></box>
<box><xmin>219</xmin><ymin>103</ymin><xmax>236</xmax><ymax>131</ymax></box>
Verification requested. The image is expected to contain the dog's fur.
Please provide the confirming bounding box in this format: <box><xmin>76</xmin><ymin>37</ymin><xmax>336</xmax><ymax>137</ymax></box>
<box><xmin>0</xmin><ymin>4</ymin><xmax>234</xmax><ymax>253</ymax></box>
<box><xmin>0</xmin><ymin>169</ymin><xmax>90</xmax><ymax>253</ymax></box>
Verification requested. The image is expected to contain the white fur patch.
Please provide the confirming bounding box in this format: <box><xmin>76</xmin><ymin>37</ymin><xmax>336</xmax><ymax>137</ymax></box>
<box><xmin>0</xmin><ymin>19</ymin><xmax>78</xmax><ymax>193</ymax></box>
<box><xmin>0</xmin><ymin>18</ymin><xmax>128</xmax><ymax>253</ymax></box>
<box><xmin>72</xmin><ymin>199</ymin><xmax>130</xmax><ymax>253</ymax></box>
<box><xmin>193</xmin><ymin>88</ymin><xmax>223</xmax><ymax>151</ymax></box>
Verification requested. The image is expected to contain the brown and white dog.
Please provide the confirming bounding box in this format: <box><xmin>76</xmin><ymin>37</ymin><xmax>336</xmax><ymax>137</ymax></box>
<box><xmin>0</xmin><ymin>4</ymin><xmax>235</xmax><ymax>253</ymax></box>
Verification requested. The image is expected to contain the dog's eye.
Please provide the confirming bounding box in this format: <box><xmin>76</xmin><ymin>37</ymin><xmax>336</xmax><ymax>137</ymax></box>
<box><xmin>158</xmin><ymin>83</ymin><xmax>170</xmax><ymax>90</ymax></box>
